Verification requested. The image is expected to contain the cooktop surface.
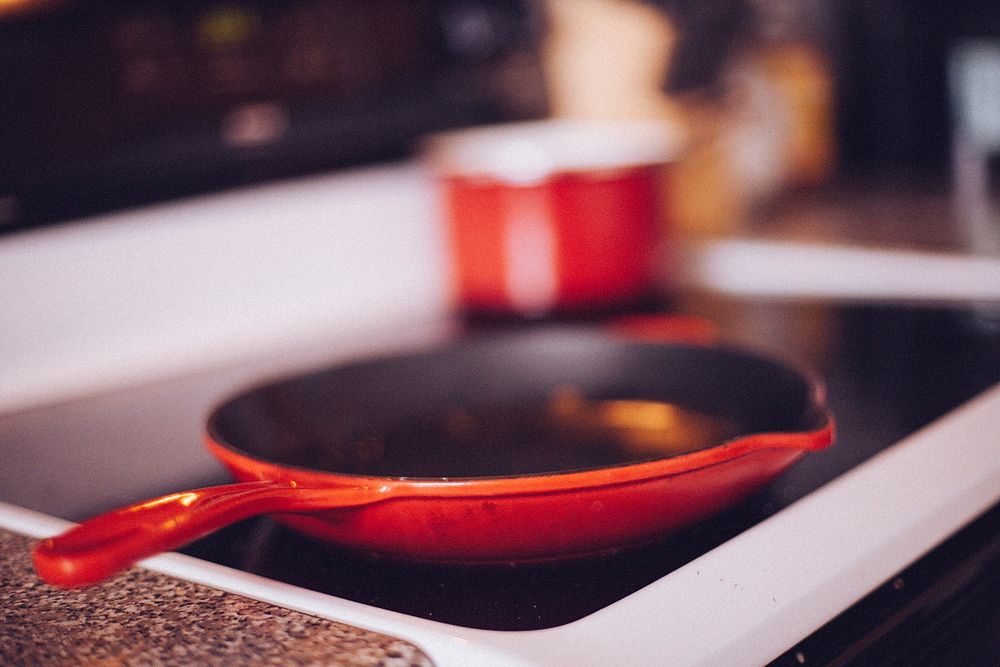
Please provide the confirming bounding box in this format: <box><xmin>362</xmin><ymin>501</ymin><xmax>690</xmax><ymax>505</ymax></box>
<box><xmin>179</xmin><ymin>301</ymin><xmax>1000</xmax><ymax>631</ymax></box>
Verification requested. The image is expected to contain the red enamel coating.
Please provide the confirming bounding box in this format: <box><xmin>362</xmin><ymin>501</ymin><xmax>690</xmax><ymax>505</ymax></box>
<box><xmin>609</xmin><ymin>313</ymin><xmax>719</xmax><ymax>346</ymax></box>
<box><xmin>206</xmin><ymin>425</ymin><xmax>831</xmax><ymax>564</ymax></box>
<box><xmin>32</xmin><ymin>482</ymin><xmax>365</xmax><ymax>589</ymax></box>
<box><xmin>445</xmin><ymin>165</ymin><xmax>667</xmax><ymax>313</ymax></box>
<box><xmin>32</xmin><ymin>419</ymin><xmax>831</xmax><ymax>588</ymax></box>
<box><xmin>31</xmin><ymin>318</ymin><xmax>834</xmax><ymax>588</ymax></box>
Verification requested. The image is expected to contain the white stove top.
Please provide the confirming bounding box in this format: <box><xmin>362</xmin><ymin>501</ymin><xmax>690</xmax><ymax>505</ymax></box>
<box><xmin>1</xmin><ymin>162</ymin><xmax>998</xmax><ymax>665</ymax></box>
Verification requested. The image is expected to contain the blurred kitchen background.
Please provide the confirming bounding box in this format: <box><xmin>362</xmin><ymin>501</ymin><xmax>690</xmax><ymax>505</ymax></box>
<box><xmin>0</xmin><ymin>0</ymin><xmax>998</xmax><ymax>395</ymax></box>
<box><xmin>0</xmin><ymin>0</ymin><xmax>1000</xmax><ymax>452</ymax></box>
<box><xmin>2</xmin><ymin>0</ymin><xmax>999</xmax><ymax>242</ymax></box>
<box><xmin>4</xmin><ymin>8</ymin><xmax>1000</xmax><ymax>659</ymax></box>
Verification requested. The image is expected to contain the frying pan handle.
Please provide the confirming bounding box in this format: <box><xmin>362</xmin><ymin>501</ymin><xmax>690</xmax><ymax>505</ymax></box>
<box><xmin>32</xmin><ymin>480</ymin><xmax>369</xmax><ymax>588</ymax></box>
<box><xmin>609</xmin><ymin>313</ymin><xmax>718</xmax><ymax>345</ymax></box>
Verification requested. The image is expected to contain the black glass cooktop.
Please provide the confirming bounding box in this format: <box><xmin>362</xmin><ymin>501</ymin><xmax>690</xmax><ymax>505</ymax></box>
<box><xmin>180</xmin><ymin>301</ymin><xmax>1000</xmax><ymax>631</ymax></box>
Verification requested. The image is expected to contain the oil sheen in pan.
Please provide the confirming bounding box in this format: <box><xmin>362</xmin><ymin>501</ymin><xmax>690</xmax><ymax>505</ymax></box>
<box><xmin>295</xmin><ymin>386</ymin><xmax>746</xmax><ymax>478</ymax></box>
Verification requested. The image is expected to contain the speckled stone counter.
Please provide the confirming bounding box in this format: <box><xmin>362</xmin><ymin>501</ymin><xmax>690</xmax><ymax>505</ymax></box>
<box><xmin>0</xmin><ymin>529</ymin><xmax>432</xmax><ymax>666</ymax></box>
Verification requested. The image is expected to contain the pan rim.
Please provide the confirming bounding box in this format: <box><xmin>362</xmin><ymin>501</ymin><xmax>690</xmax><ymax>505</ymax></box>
<box><xmin>204</xmin><ymin>419</ymin><xmax>833</xmax><ymax>494</ymax></box>
<box><xmin>202</xmin><ymin>333</ymin><xmax>833</xmax><ymax>493</ymax></box>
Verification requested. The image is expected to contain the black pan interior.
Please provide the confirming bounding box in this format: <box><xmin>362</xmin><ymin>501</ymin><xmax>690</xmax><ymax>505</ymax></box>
<box><xmin>208</xmin><ymin>328</ymin><xmax>827</xmax><ymax>479</ymax></box>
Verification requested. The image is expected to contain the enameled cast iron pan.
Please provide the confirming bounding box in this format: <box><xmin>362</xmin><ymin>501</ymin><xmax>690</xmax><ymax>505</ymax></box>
<box><xmin>34</xmin><ymin>327</ymin><xmax>833</xmax><ymax>588</ymax></box>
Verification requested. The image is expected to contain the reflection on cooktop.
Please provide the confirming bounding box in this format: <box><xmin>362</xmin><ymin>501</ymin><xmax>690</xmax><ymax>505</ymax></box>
<box><xmin>182</xmin><ymin>487</ymin><xmax>781</xmax><ymax>631</ymax></box>
<box><xmin>180</xmin><ymin>303</ymin><xmax>1000</xmax><ymax>631</ymax></box>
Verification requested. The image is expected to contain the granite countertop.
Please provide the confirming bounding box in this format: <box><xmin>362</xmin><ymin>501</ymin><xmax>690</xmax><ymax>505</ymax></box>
<box><xmin>0</xmin><ymin>529</ymin><xmax>432</xmax><ymax>666</ymax></box>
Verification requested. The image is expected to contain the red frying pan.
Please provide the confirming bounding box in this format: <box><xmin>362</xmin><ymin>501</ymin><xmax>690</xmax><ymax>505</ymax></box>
<box><xmin>33</xmin><ymin>325</ymin><xmax>833</xmax><ymax>588</ymax></box>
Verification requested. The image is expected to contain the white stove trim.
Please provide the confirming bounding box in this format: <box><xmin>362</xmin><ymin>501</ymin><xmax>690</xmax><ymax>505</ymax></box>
<box><xmin>0</xmin><ymin>163</ymin><xmax>451</xmax><ymax>416</ymax></box>
<box><xmin>682</xmin><ymin>238</ymin><xmax>1000</xmax><ymax>303</ymax></box>
<box><xmin>5</xmin><ymin>382</ymin><xmax>999</xmax><ymax>666</ymax></box>
<box><xmin>6</xmin><ymin>159</ymin><xmax>999</xmax><ymax>419</ymax></box>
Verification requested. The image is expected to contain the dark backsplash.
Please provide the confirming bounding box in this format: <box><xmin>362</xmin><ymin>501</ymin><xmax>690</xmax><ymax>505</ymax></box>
<box><xmin>0</xmin><ymin>1</ymin><xmax>548</xmax><ymax>232</ymax></box>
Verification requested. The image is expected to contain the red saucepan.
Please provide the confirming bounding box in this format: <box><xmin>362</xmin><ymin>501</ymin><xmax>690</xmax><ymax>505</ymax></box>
<box><xmin>33</xmin><ymin>325</ymin><xmax>833</xmax><ymax>588</ymax></box>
